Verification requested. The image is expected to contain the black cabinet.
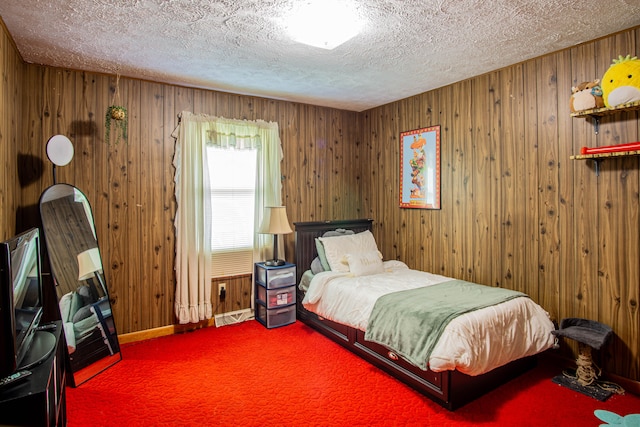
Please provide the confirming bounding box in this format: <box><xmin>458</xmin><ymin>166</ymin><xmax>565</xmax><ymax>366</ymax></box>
<box><xmin>0</xmin><ymin>320</ymin><xmax>67</xmax><ymax>426</ymax></box>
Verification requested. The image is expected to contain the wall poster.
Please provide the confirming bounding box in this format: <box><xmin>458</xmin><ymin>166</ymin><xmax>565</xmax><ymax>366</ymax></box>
<box><xmin>399</xmin><ymin>125</ymin><xmax>440</xmax><ymax>209</ymax></box>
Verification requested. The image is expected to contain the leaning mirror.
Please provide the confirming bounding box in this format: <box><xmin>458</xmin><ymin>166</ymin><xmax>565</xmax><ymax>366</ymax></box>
<box><xmin>39</xmin><ymin>183</ymin><xmax>121</xmax><ymax>386</ymax></box>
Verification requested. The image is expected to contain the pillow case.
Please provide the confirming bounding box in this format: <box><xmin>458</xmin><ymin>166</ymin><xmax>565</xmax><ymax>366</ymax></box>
<box><xmin>318</xmin><ymin>230</ymin><xmax>381</xmax><ymax>273</ymax></box>
<box><xmin>310</xmin><ymin>256</ymin><xmax>325</xmax><ymax>274</ymax></box>
<box><xmin>72</xmin><ymin>304</ymin><xmax>94</xmax><ymax>323</ymax></box>
<box><xmin>315</xmin><ymin>239</ymin><xmax>331</xmax><ymax>271</ymax></box>
<box><xmin>345</xmin><ymin>250</ymin><xmax>384</xmax><ymax>276</ymax></box>
<box><xmin>315</xmin><ymin>229</ymin><xmax>354</xmax><ymax>271</ymax></box>
<box><xmin>322</xmin><ymin>228</ymin><xmax>353</xmax><ymax>238</ymax></box>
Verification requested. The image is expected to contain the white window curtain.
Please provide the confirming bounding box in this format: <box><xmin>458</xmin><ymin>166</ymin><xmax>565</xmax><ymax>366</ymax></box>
<box><xmin>172</xmin><ymin>111</ymin><xmax>284</xmax><ymax>324</ymax></box>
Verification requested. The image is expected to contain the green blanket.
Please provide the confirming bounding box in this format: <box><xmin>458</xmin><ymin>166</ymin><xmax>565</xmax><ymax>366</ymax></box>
<box><xmin>363</xmin><ymin>280</ymin><xmax>526</xmax><ymax>370</ymax></box>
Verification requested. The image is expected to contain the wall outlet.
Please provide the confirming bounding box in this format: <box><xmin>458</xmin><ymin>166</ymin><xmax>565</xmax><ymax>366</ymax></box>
<box><xmin>218</xmin><ymin>283</ymin><xmax>226</xmax><ymax>299</ymax></box>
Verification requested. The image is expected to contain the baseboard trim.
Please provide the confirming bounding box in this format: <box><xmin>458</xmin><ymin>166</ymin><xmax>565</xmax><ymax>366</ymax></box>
<box><xmin>117</xmin><ymin>309</ymin><xmax>255</xmax><ymax>345</ymax></box>
<box><xmin>118</xmin><ymin>318</ymin><xmax>216</xmax><ymax>344</ymax></box>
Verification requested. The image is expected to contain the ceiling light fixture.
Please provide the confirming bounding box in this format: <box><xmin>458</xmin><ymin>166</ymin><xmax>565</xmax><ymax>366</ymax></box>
<box><xmin>285</xmin><ymin>0</ymin><xmax>364</xmax><ymax>50</ymax></box>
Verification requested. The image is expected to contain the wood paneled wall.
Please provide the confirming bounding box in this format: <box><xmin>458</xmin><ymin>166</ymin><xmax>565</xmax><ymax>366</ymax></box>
<box><xmin>14</xmin><ymin>64</ymin><xmax>362</xmax><ymax>336</ymax></box>
<box><xmin>2</xmin><ymin>17</ymin><xmax>639</xmax><ymax>381</ymax></box>
<box><xmin>0</xmin><ymin>19</ymin><xmax>23</xmax><ymax>240</ymax></box>
<box><xmin>362</xmin><ymin>28</ymin><xmax>640</xmax><ymax>381</ymax></box>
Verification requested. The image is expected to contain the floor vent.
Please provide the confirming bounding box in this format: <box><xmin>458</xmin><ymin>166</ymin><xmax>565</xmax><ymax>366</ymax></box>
<box><xmin>214</xmin><ymin>308</ymin><xmax>254</xmax><ymax>327</ymax></box>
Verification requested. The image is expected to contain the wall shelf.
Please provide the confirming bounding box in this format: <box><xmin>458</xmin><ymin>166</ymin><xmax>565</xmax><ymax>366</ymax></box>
<box><xmin>571</xmin><ymin>100</ymin><xmax>640</xmax><ymax>175</ymax></box>
<box><xmin>570</xmin><ymin>150</ymin><xmax>640</xmax><ymax>176</ymax></box>
<box><xmin>570</xmin><ymin>150</ymin><xmax>640</xmax><ymax>160</ymax></box>
<box><xmin>571</xmin><ymin>100</ymin><xmax>640</xmax><ymax>134</ymax></box>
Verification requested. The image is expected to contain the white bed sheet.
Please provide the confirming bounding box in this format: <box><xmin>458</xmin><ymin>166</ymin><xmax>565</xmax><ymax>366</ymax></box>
<box><xmin>302</xmin><ymin>260</ymin><xmax>556</xmax><ymax>376</ymax></box>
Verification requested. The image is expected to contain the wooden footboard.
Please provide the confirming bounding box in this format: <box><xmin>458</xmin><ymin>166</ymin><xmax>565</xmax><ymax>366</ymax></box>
<box><xmin>293</xmin><ymin>219</ymin><xmax>536</xmax><ymax>410</ymax></box>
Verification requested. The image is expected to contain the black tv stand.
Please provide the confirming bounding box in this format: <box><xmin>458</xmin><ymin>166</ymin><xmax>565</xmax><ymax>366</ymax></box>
<box><xmin>0</xmin><ymin>320</ymin><xmax>67</xmax><ymax>426</ymax></box>
<box><xmin>20</xmin><ymin>330</ymin><xmax>56</xmax><ymax>370</ymax></box>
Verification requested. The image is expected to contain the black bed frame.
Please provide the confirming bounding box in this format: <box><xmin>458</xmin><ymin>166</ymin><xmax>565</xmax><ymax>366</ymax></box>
<box><xmin>293</xmin><ymin>219</ymin><xmax>536</xmax><ymax>410</ymax></box>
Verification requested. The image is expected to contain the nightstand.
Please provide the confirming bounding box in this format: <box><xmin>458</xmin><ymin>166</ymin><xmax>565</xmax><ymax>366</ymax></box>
<box><xmin>254</xmin><ymin>262</ymin><xmax>296</xmax><ymax>328</ymax></box>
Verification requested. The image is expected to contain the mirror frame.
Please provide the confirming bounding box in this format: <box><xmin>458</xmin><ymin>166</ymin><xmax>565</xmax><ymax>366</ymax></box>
<box><xmin>39</xmin><ymin>183</ymin><xmax>121</xmax><ymax>386</ymax></box>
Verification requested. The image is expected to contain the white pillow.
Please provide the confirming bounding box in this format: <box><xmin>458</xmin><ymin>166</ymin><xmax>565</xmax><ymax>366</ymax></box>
<box><xmin>346</xmin><ymin>251</ymin><xmax>384</xmax><ymax>276</ymax></box>
<box><xmin>318</xmin><ymin>230</ymin><xmax>381</xmax><ymax>273</ymax></box>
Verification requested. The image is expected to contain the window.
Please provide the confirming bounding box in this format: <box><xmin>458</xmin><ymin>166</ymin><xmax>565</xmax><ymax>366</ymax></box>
<box><xmin>208</xmin><ymin>147</ymin><xmax>258</xmax><ymax>277</ymax></box>
<box><xmin>173</xmin><ymin>111</ymin><xmax>283</xmax><ymax>324</ymax></box>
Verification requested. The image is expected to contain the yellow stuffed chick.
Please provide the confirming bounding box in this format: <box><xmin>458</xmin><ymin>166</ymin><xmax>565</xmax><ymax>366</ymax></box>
<box><xmin>601</xmin><ymin>54</ymin><xmax>640</xmax><ymax>108</ymax></box>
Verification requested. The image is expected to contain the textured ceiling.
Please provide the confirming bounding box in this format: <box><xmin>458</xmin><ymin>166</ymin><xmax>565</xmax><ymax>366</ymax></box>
<box><xmin>1</xmin><ymin>0</ymin><xmax>640</xmax><ymax>112</ymax></box>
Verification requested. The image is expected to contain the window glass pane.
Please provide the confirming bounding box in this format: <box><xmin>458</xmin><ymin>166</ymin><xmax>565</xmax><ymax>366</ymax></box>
<box><xmin>208</xmin><ymin>147</ymin><xmax>257</xmax><ymax>253</ymax></box>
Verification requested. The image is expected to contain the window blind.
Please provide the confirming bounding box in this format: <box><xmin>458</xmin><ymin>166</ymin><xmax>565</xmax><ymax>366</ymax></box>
<box><xmin>208</xmin><ymin>147</ymin><xmax>257</xmax><ymax>278</ymax></box>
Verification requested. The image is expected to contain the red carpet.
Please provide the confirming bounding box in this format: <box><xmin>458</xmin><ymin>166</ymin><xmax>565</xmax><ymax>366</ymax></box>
<box><xmin>67</xmin><ymin>320</ymin><xmax>640</xmax><ymax>426</ymax></box>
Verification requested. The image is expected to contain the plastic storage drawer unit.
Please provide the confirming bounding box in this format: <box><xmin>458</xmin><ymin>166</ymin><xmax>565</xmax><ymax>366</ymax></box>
<box><xmin>254</xmin><ymin>262</ymin><xmax>297</xmax><ymax>329</ymax></box>
<box><xmin>256</xmin><ymin>304</ymin><xmax>296</xmax><ymax>328</ymax></box>
<box><xmin>255</xmin><ymin>263</ymin><xmax>296</xmax><ymax>289</ymax></box>
<box><xmin>257</xmin><ymin>285</ymin><xmax>296</xmax><ymax>308</ymax></box>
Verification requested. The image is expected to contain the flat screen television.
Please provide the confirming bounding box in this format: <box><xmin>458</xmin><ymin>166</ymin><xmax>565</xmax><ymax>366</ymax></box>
<box><xmin>0</xmin><ymin>227</ymin><xmax>52</xmax><ymax>378</ymax></box>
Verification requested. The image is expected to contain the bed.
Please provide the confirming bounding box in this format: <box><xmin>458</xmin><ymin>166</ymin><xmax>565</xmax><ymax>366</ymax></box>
<box><xmin>294</xmin><ymin>219</ymin><xmax>556</xmax><ymax>410</ymax></box>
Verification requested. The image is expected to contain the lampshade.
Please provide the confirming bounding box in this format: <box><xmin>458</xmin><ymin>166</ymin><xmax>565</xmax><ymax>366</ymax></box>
<box><xmin>259</xmin><ymin>206</ymin><xmax>292</xmax><ymax>235</ymax></box>
<box><xmin>77</xmin><ymin>247</ymin><xmax>103</xmax><ymax>280</ymax></box>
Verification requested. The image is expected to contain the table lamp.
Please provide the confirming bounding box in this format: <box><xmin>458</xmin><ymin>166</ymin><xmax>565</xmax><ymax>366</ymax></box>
<box><xmin>259</xmin><ymin>206</ymin><xmax>292</xmax><ymax>266</ymax></box>
<box><xmin>77</xmin><ymin>247</ymin><xmax>107</xmax><ymax>297</ymax></box>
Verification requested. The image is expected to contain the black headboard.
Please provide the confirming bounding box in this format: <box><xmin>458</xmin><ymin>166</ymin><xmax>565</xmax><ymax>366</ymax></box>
<box><xmin>293</xmin><ymin>219</ymin><xmax>373</xmax><ymax>285</ymax></box>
